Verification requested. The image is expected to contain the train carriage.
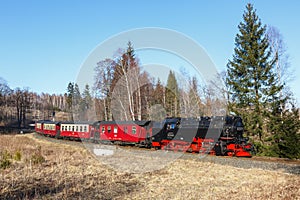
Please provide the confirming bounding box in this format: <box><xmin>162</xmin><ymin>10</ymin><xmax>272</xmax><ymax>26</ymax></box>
<box><xmin>98</xmin><ymin>121</ymin><xmax>151</xmax><ymax>146</ymax></box>
<box><xmin>43</xmin><ymin>121</ymin><xmax>60</xmax><ymax>137</ymax></box>
<box><xmin>35</xmin><ymin>120</ymin><xmax>44</xmax><ymax>134</ymax></box>
<box><xmin>60</xmin><ymin>122</ymin><xmax>93</xmax><ymax>139</ymax></box>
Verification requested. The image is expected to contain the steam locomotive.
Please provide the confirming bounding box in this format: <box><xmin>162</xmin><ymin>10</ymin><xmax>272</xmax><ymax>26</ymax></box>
<box><xmin>35</xmin><ymin>115</ymin><xmax>254</xmax><ymax>157</ymax></box>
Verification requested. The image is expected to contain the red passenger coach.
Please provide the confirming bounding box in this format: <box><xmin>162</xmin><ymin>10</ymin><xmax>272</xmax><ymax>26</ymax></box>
<box><xmin>60</xmin><ymin>122</ymin><xmax>93</xmax><ymax>139</ymax></box>
<box><xmin>35</xmin><ymin>121</ymin><xmax>44</xmax><ymax>134</ymax></box>
<box><xmin>43</xmin><ymin>121</ymin><xmax>60</xmax><ymax>137</ymax></box>
<box><xmin>98</xmin><ymin>121</ymin><xmax>151</xmax><ymax>146</ymax></box>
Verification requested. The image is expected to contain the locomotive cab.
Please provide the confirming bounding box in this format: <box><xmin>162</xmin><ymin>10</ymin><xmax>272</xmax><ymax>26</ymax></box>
<box><xmin>164</xmin><ymin>118</ymin><xmax>180</xmax><ymax>139</ymax></box>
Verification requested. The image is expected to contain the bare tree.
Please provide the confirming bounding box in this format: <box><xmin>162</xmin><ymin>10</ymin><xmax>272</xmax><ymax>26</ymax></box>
<box><xmin>0</xmin><ymin>77</ymin><xmax>12</xmax><ymax>124</ymax></box>
<box><xmin>110</xmin><ymin>42</ymin><xmax>145</xmax><ymax>120</ymax></box>
<box><xmin>12</xmin><ymin>88</ymin><xmax>32</xmax><ymax>128</ymax></box>
<box><xmin>94</xmin><ymin>58</ymin><xmax>115</xmax><ymax>120</ymax></box>
<box><xmin>267</xmin><ymin>26</ymin><xmax>294</xmax><ymax>99</ymax></box>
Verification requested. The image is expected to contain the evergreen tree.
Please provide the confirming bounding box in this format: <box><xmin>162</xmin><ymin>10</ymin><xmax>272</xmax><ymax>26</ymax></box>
<box><xmin>153</xmin><ymin>78</ymin><xmax>165</xmax><ymax>106</ymax></box>
<box><xmin>66</xmin><ymin>82</ymin><xmax>74</xmax><ymax>121</ymax></box>
<box><xmin>226</xmin><ymin>3</ymin><xmax>283</xmax><ymax>144</ymax></box>
<box><xmin>165</xmin><ymin>70</ymin><xmax>180</xmax><ymax>117</ymax></box>
<box><xmin>66</xmin><ymin>82</ymin><xmax>74</xmax><ymax>109</ymax></box>
<box><xmin>80</xmin><ymin>84</ymin><xmax>93</xmax><ymax>120</ymax></box>
<box><xmin>267</xmin><ymin>104</ymin><xmax>300</xmax><ymax>159</ymax></box>
<box><xmin>73</xmin><ymin>83</ymin><xmax>81</xmax><ymax>105</ymax></box>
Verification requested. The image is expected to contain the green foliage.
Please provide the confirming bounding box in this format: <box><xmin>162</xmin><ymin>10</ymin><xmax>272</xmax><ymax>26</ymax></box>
<box><xmin>153</xmin><ymin>79</ymin><xmax>164</xmax><ymax>105</ymax></box>
<box><xmin>267</xmin><ymin>105</ymin><xmax>300</xmax><ymax>159</ymax></box>
<box><xmin>0</xmin><ymin>150</ymin><xmax>23</xmax><ymax>169</ymax></box>
<box><xmin>13</xmin><ymin>150</ymin><xmax>22</xmax><ymax>161</ymax></box>
<box><xmin>31</xmin><ymin>146</ymin><xmax>45</xmax><ymax>165</ymax></box>
<box><xmin>67</xmin><ymin>82</ymin><xmax>74</xmax><ymax>109</ymax></box>
<box><xmin>79</xmin><ymin>84</ymin><xmax>93</xmax><ymax>121</ymax></box>
<box><xmin>165</xmin><ymin>71</ymin><xmax>180</xmax><ymax>117</ymax></box>
<box><xmin>31</xmin><ymin>154</ymin><xmax>45</xmax><ymax>165</ymax></box>
<box><xmin>0</xmin><ymin>150</ymin><xmax>12</xmax><ymax>169</ymax></box>
<box><xmin>226</xmin><ymin>3</ymin><xmax>300</xmax><ymax>159</ymax></box>
<box><xmin>226</xmin><ymin>3</ymin><xmax>282</xmax><ymax>140</ymax></box>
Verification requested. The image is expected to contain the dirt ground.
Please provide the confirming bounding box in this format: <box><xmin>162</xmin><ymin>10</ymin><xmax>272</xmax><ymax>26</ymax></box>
<box><xmin>0</xmin><ymin>134</ymin><xmax>299</xmax><ymax>199</ymax></box>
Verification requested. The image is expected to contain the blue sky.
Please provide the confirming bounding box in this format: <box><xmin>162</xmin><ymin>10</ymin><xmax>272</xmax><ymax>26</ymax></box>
<box><xmin>0</xmin><ymin>1</ymin><xmax>300</xmax><ymax>103</ymax></box>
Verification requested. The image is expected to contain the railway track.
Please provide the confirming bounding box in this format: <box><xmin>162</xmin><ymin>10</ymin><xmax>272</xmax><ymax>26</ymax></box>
<box><xmin>32</xmin><ymin>132</ymin><xmax>300</xmax><ymax>175</ymax></box>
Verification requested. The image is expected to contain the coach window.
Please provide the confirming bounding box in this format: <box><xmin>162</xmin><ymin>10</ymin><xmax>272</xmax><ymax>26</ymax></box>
<box><xmin>80</xmin><ymin>126</ymin><xmax>83</xmax><ymax>132</ymax></box>
<box><xmin>75</xmin><ymin>126</ymin><xmax>78</xmax><ymax>132</ymax></box>
<box><xmin>132</xmin><ymin>126</ymin><xmax>136</xmax><ymax>134</ymax></box>
<box><xmin>84</xmin><ymin>126</ymin><xmax>87</xmax><ymax>132</ymax></box>
<box><xmin>107</xmin><ymin>126</ymin><xmax>111</xmax><ymax>133</ymax></box>
<box><xmin>72</xmin><ymin>126</ymin><xmax>75</xmax><ymax>131</ymax></box>
<box><xmin>101</xmin><ymin>126</ymin><xmax>105</xmax><ymax>133</ymax></box>
<box><xmin>124</xmin><ymin>127</ymin><xmax>128</xmax><ymax>134</ymax></box>
<box><xmin>114</xmin><ymin>126</ymin><xmax>118</xmax><ymax>134</ymax></box>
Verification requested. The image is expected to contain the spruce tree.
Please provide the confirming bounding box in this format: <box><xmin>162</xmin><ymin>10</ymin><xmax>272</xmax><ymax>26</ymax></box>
<box><xmin>66</xmin><ymin>82</ymin><xmax>74</xmax><ymax>121</ymax></box>
<box><xmin>153</xmin><ymin>78</ymin><xmax>165</xmax><ymax>106</ymax></box>
<box><xmin>267</xmin><ymin>104</ymin><xmax>300</xmax><ymax>159</ymax></box>
<box><xmin>226</xmin><ymin>4</ymin><xmax>283</xmax><ymax>144</ymax></box>
<box><xmin>80</xmin><ymin>84</ymin><xmax>93</xmax><ymax>120</ymax></box>
<box><xmin>165</xmin><ymin>71</ymin><xmax>180</xmax><ymax>117</ymax></box>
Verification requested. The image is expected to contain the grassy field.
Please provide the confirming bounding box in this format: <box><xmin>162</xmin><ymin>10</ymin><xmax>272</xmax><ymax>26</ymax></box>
<box><xmin>0</xmin><ymin>133</ymin><xmax>299</xmax><ymax>199</ymax></box>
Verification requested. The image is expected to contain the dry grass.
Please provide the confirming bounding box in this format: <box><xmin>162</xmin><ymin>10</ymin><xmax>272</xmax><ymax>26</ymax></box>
<box><xmin>0</xmin><ymin>134</ymin><xmax>299</xmax><ymax>199</ymax></box>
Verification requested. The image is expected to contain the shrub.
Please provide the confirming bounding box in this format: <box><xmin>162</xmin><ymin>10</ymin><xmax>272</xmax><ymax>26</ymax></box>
<box><xmin>0</xmin><ymin>150</ymin><xmax>12</xmax><ymax>169</ymax></box>
<box><xmin>13</xmin><ymin>150</ymin><xmax>22</xmax><ymax>161</ymax></box>
<box><xmin>31</xmin><ymin>146</ymin><xmax>45</xmax><ymax>165</ymax></box>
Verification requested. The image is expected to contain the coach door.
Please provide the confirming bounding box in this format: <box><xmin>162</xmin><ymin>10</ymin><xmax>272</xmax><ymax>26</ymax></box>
<box><xmin>56</xmin><ymin>123</ymin><xmax>61</xmax><ymax>138</ymax></box>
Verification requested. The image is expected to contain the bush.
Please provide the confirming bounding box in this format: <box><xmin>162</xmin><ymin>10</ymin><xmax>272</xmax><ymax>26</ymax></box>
<box><xmin>31</xmin><ymin>146</ymin><xmax>45</xmax><ymax>165</ymax></box>
<box><xmin>13</xmin><ymin>150</ymin><xmax>22</xmax><ymax>161</ymax></box>
<box><xmin>0</xmin><ymin>150</ymin><xmax>12</xmax><ymax>169</ymax></box>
